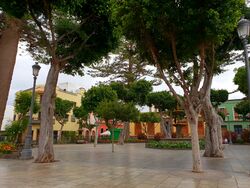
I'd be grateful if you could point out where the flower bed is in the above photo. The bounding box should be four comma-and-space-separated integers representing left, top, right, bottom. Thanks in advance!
0, 142, 18, 159
145, 140, 205, 150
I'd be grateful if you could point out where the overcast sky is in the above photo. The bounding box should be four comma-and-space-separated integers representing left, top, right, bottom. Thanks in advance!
2, 46, 246, 129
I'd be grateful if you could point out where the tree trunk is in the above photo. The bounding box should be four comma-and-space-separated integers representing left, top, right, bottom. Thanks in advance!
203, 98, 224, 157
112, 125, 115, 152
0, 17, 22, 129
118, 121, 129, 145
160, 112, 169, 138
186, 107, 202, 172
57, 123, 64, 143
35, 63, 60, 163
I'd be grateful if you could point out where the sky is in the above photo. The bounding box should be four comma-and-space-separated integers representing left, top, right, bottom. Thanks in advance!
1, 46, 246, 129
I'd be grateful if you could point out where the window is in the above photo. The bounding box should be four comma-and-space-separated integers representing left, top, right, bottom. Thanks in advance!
101, 128, 104, 133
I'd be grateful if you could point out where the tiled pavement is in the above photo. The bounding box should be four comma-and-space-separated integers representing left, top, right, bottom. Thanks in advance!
0, 143, 249, 188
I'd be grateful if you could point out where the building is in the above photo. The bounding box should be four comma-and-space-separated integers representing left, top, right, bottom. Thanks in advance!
218, 99, 250, 136
15, 85, 85, 143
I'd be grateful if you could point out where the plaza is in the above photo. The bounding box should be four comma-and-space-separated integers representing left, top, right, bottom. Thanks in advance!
0, 143, 250, 188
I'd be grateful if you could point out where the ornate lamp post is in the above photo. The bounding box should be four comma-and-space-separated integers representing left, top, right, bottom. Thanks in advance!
237, 18, 250, 100
20, 62, 41, 160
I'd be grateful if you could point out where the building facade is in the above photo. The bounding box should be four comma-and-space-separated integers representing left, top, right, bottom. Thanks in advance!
15, 85, 85, 143
218, 99, 250, 136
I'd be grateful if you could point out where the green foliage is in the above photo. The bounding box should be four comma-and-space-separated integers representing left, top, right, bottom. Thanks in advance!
96, 100, 139, 128
89, 39, 160, 85
233, 67, 248, 96
241, 129, 250, 143
109, 82, 129, 101
96, 100, 120, 124
55, 97, 74, 124
234, 100, 250, 120
146, 140, 205, 150
14, 91, 40, 119
217, 111, 226, 120
117, 102, 139, 122
73, 106, 88, 128
0, 142, 16, 154
211, 89, 229, 107
0, 0, 27, 18
127, 80, 152, 106
5, 119, 28, 143
60, 131, 77, 144
146, 91, 176, 112
82, 85, 118, 112
139, 112, 160, 123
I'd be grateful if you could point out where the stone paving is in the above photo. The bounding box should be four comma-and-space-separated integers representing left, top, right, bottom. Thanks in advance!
0, 143, 250, 188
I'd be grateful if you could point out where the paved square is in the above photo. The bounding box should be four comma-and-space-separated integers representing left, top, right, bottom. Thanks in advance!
0, 144, 249, 187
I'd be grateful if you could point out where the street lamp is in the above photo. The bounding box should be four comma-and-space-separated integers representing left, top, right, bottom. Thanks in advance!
20, 62, 41, 160
237, 18, 250, 100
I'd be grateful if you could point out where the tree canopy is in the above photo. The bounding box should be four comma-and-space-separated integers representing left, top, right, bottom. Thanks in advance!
14, 91, 40, 120
146, 91, 176, 112
210, 89, 229, 107
139, 112, 160, 123
54, 97, 74, 125
82, 85, 118, 112
234, 100, 250, 120
233, 67, 247, 96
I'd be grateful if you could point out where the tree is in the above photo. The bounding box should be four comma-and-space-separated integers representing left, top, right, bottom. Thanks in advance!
0, 1, 27, 129
54, 97, 74, 142
117, 102, 139, 145
110, 80, 152, 142
14, 91, 40, 120
202, 89, 228, 157
146, 91, 176, 138
234, 100, 250, 120
89, 39, 160, 85
96, 100, 120, 152
81, 84, 118, 145
21, 0, 117, 163
234, 67, 248, 96
111, 0, 243, 172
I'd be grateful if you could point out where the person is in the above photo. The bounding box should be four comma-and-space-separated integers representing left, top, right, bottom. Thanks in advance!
224, 138, 228, 144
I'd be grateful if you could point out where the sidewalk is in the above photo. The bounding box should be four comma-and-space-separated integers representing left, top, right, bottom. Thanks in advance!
0, 144, 249, 188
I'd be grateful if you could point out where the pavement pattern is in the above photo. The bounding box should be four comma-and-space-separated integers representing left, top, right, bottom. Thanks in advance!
0, 143, 250, 188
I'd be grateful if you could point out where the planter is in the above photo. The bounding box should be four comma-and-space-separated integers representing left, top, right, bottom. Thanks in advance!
0, 151, 19, 159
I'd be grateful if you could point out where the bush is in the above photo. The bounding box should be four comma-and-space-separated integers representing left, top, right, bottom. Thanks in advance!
146, 140, 205, 150
137, 132, 147, 140
231, 132, 237, 143
0, 142, 16, 154
241, 129, 250, 143
60, 131, 77, 144
5, 119, 28, 143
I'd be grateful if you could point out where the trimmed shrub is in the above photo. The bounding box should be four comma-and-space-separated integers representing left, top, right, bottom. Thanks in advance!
241, 129, 250, 143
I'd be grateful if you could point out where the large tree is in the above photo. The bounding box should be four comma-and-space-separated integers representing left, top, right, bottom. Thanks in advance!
88, 39, 160, 86
0, 1, 27, 129
20, 0, 117, 163
54, 97, 74, 142
112, 0, 243, 172
146, 91, 176, 138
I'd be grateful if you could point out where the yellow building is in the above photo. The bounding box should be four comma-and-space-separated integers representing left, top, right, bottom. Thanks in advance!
15, 85, 85, 142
